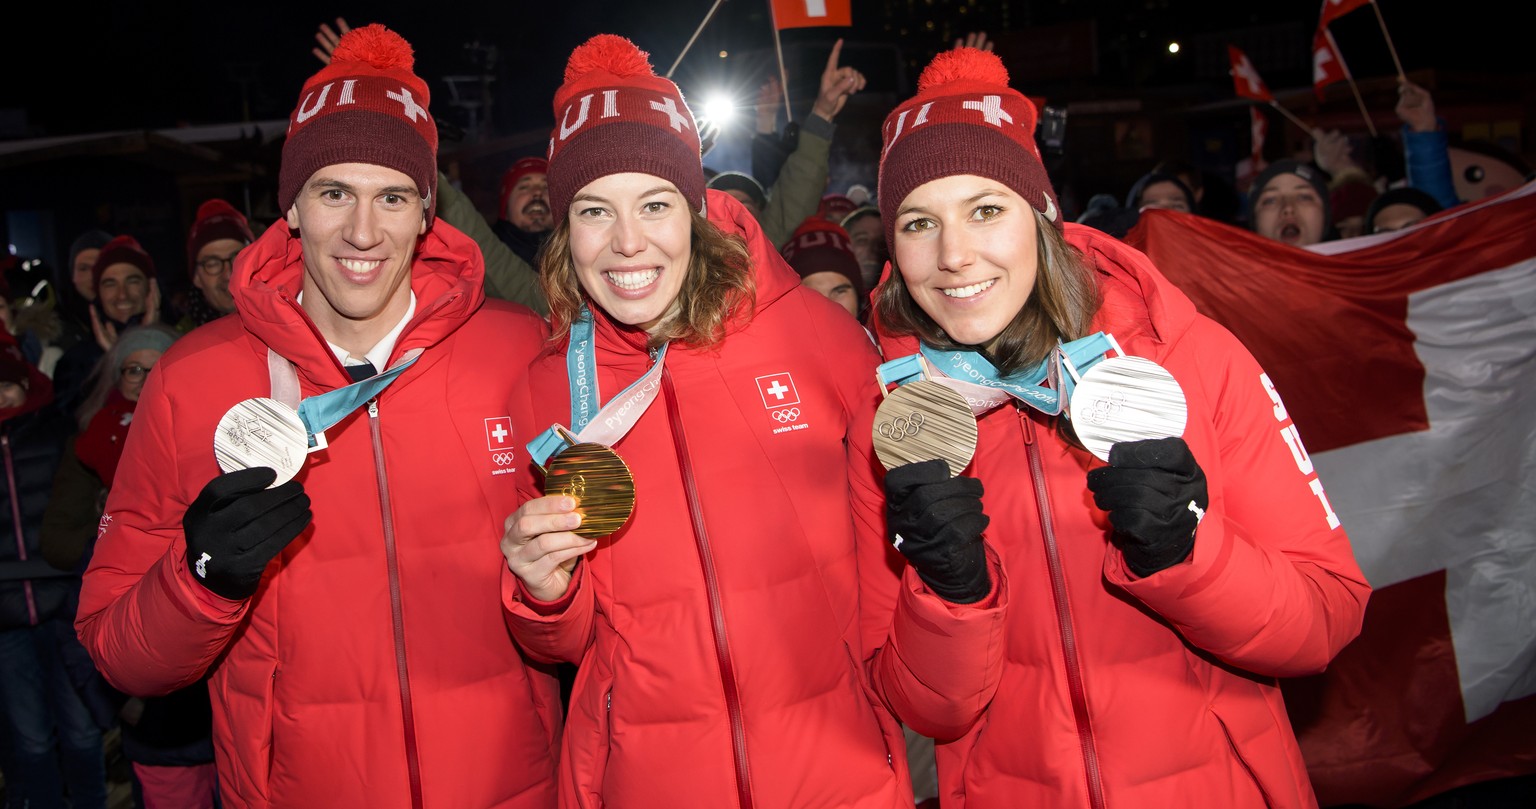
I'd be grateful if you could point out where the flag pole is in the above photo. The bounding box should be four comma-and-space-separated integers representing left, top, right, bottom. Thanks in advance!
665, 0, 728, 80
1369, 0, 1407, 81
1325, 28, 1378, 137
1266, 101, 1314, 138
766, 0, 794, 123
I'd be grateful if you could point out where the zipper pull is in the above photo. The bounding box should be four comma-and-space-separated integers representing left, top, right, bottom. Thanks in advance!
1019, 408, 1036, 446
367, 398, 379, 418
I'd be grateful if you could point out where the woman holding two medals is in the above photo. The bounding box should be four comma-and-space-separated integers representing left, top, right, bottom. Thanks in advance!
499, 35, 1005, 808
868, 47, 1371, 808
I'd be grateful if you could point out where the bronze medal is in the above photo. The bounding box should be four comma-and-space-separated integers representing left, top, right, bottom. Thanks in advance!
544, 442, 636, 538
873, 380, 978, 477
1068, 355, 1188, 461
214, 398, 308, 487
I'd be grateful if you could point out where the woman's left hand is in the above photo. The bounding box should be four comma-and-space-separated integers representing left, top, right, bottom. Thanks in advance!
1086, 437, 1208, 577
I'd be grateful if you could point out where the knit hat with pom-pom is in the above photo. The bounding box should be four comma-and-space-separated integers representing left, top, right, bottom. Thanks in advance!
186, 199, 254, 277
279, 23, 439, 222
877, 47, 1060, 247
781, 216, 864, 304
546, 34, 704, 217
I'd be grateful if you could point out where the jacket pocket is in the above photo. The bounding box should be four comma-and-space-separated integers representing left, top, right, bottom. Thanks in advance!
213, 657, 277, 804
1208, 693, 1308, 809
568, 674, 615, 809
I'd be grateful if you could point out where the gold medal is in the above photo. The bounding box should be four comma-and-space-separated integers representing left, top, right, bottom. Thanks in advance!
873, 380, 978, 477
544, 442, 636, 538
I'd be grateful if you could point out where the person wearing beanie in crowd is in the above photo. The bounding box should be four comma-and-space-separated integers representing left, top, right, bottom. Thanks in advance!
179, 199, 255, 331
1248, 159, 1333, 248
0, 337, 111, 809
1126, 170, 1198, 214
781, 215, 866, 321
56, 229, 114, 344
706, 170, 768, 218
818, 193, 859, 224
493, 156, 556, 268
871, 45, 1368, 808
43, 323, 221, 808
500, 33, 991, 809
840, 205, 888, 296
76, 23, 558, 809
1364, 185, 1444, 234
51, 234, 162, 421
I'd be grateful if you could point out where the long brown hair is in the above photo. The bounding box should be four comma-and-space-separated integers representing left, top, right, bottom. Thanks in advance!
873, 208, 1100, 376
540, 208, 755, 350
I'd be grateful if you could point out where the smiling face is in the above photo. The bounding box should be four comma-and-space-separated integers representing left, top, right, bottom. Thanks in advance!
1253, 173, 1326, 247
96, 263, 149, 324
568, 172, 692, 334
193, 237, 244, 314
507, 171, 553, 233
892, 174, 1039, 350
286, 162, 426, 354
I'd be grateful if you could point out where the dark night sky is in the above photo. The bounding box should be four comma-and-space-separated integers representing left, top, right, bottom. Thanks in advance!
4, 1, 1527, 141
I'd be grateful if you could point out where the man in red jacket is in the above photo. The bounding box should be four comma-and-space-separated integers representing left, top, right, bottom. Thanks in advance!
75, 24, 559, 809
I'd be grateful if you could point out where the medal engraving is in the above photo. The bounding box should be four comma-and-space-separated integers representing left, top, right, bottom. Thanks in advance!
545, 443, 636, 538
873, 381, 978, 476
214, 398, 308, 487
1069, 356, 1188, 461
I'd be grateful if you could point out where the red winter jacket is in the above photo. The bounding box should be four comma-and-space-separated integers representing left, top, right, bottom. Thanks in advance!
876, 224, 1370, 809
77, 220, 561, 809
503, 191, 1006, 809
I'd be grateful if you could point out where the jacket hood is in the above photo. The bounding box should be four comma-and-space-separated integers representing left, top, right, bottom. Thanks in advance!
872, 222, 1198, 363
585, 188, 802, 355
230, 218, 486, 387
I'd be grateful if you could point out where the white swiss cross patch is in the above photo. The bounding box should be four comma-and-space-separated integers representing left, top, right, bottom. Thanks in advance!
755, 373, 800, 408
484, 417, 513, 451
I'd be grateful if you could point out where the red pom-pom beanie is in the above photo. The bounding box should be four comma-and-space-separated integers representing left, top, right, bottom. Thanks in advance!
877, 47, 1061, 249
279, 23, 439, 223
546, 34, 705, 218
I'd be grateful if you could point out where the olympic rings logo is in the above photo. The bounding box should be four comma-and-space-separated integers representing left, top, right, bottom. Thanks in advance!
877, 411, 925, 442
1084, 393, 1124, 426
772, 408, 801, 423
491, 452, 515, 466
563, 474, 588, 500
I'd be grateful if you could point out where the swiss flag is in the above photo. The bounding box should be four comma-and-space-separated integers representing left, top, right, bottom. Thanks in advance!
1227, 45, 1273, 102
1123, 181, 1536, 806
1236, 107, 1269, 192
770, 0, 851, 30
755, 372, 801, 408
484, 416, 514, 451
1313, 28, 1348, 100
1319, 0, 1371, 30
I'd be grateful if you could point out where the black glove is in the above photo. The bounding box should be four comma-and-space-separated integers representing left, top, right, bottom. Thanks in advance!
183, 467, 312, 600
1085, 437, 1208, 577
884, 458, 991, 604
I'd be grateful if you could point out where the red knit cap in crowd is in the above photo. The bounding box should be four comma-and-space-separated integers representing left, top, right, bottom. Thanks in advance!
185, 199, 254, 278
91, 235, 156, 296
781, 216, 865, 303
279, 24, 439, 223
499, 156, 549, 219
818, 194, 858, 224
877, 47, 1061, 250
546, 34, 704, 218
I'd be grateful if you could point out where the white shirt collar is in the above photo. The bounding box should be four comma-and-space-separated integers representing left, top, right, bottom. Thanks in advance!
297, 291, 418, 371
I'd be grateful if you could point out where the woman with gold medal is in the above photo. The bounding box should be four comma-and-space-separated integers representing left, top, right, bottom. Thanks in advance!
867, 46, 1371, 808
497, 34, 1006, 809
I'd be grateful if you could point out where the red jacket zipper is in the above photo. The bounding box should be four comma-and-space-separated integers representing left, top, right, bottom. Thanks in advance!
1022, 413, 1106, 809
662, 371, 755, 809
3, 434, 39, 626
369, 399, 425, 809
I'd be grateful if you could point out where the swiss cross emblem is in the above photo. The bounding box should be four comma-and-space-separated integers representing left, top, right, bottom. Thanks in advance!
485, 417, 513, 451
755, 373, 800, 409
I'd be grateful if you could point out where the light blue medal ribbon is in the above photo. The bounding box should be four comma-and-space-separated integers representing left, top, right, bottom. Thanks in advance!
293, 353, 421, 448
877, 331, 1115, 416
527, 307, 669, 468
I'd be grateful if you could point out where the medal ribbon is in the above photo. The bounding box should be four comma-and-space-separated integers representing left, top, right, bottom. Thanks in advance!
876, 332, 1115, 416
270, 349, 422, 449
527, 307, 670, 467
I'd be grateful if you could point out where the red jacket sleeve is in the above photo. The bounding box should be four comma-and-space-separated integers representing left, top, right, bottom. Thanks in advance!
74, 360, 249, 697
1108, 317, 1370, 676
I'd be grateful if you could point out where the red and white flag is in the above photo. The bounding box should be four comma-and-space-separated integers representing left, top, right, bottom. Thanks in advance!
1236, 107, 1269, 192
1319, 0, 1372, 30
1228, 45, 1274, 103
1312, 27, 1348, 99
1123, 182, 1536, 807
770, 0, 851, 29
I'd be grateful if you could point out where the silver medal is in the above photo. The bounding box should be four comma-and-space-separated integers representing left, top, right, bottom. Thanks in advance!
1068, 355, 1188, 461
214, 398, 309, 487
